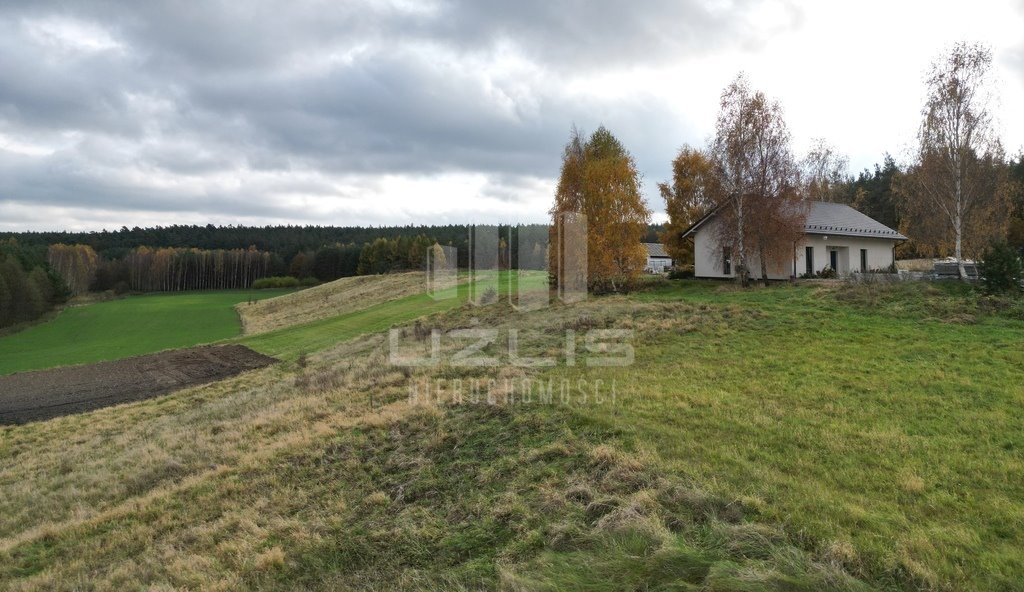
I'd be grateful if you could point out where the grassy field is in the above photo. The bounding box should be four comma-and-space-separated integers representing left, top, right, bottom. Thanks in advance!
237, 273, 428, 335
1, 277, 1022, 590
0, 289, 292, 375
571, 281, 1024, 589
236, 270, 544, 360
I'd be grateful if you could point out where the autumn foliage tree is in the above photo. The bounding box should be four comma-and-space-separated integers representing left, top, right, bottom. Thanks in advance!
708, 74, 806, 286
121, 246, 272, 291
903, 42, 1010, 277
47, 244, 99, 296
550, 126, 651, 293
659, 146, 718, 266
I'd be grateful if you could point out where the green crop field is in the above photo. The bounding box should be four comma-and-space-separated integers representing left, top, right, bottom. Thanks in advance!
0, 289, 293, 375
2, 277, 1023, 590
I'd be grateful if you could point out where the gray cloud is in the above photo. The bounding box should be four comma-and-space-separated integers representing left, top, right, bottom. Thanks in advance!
0, 0, 801, 229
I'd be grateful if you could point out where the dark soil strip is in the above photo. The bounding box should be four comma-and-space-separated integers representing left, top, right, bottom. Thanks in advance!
0, 345, 276, 425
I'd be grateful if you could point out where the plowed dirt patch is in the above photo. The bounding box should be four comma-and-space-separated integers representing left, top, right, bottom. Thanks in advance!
0, 345, 275, 424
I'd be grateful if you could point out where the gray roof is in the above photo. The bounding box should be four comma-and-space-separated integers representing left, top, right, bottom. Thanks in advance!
804, 202, 907, 240
643, 242, 671, 258
681, 201, 906, 240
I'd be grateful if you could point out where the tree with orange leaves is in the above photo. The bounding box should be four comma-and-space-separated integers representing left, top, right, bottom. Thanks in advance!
659, 146, 719, 266
550, 126, 650, 293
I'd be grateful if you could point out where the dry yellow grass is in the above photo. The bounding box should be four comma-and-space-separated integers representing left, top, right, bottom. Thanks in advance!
0, 330, 412, 554
895, 258, 936, 272
0, 293, 738, 590
236, 272, 427, 335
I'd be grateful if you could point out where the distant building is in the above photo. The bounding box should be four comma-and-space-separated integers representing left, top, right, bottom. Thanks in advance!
681, 202, 907, 280
643, 242, 673, 273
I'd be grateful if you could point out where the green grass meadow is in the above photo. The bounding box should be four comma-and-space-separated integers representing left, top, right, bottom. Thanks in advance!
1, 276, 1023, 590
0, 289, 293, 375
560, 281, 1024, 589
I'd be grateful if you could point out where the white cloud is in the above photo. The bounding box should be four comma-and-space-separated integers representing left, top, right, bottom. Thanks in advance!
22, 16, 123, 55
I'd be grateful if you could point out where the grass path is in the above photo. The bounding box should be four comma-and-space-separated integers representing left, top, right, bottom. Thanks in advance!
237, 291, 465, 359
236, 270, 547, 360
0, 289, 292, 375
237, 272, 427, 335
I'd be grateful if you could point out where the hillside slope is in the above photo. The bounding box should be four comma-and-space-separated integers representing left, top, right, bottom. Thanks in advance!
237, 273, 427, 335
1, 281, 1022, 590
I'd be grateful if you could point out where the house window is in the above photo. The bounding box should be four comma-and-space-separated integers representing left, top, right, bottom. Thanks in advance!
860, 249, 868, 273
722, 247, 731, 275
805, 246, 813, 276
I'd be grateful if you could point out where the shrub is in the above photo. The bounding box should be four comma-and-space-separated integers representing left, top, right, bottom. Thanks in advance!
299, 277, 321, 287
667, 265, 694, 280
799, 267, 842, 280
252, 276, 300, 289
979, 242, 1022, 294
480, 286, 498, 304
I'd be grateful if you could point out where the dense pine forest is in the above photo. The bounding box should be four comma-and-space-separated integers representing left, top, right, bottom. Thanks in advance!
0, 224, 663, 330
0, 240, 67, 330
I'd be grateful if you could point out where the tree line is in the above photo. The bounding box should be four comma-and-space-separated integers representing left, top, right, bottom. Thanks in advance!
0, 224, 475, 262
0, 223, 663, 271
0, 235, 449, 329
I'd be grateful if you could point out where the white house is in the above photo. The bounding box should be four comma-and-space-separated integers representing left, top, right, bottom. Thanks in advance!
682, 202, 907, 280
643, 242, 673, 273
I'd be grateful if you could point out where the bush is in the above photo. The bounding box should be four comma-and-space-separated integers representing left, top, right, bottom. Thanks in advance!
480, 286, 498, 304
979, 242, 1022, 294
252, 276, 300, 289
667, 265, 695, 280
299, 277, 321, 287
799, 267, 841, 280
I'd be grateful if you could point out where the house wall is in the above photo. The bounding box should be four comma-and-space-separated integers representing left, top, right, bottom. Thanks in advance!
797, 234, 897, 277
693, 218, 898, 280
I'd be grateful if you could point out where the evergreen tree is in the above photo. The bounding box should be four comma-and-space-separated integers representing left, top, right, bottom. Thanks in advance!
0, 271, 11, 327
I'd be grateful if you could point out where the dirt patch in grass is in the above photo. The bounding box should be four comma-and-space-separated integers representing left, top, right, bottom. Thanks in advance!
0, 345, 276, 424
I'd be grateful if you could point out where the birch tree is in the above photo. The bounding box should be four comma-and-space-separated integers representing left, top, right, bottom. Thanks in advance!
801, 139, 849, 202
908, 42, 1008, 277
710, 74, 805, 286
710, 76, 756, 286
550, 126, 651, 293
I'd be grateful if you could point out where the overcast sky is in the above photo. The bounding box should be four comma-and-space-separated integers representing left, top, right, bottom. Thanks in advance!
1, 0, 1022, 231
